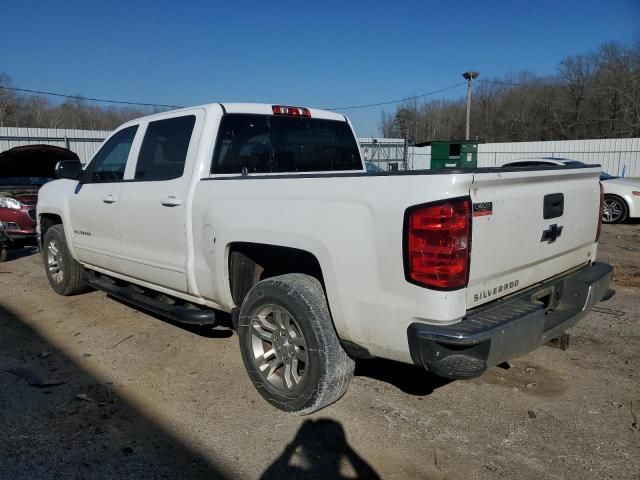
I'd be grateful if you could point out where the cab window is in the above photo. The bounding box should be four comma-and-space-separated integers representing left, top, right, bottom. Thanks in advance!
134, 115, 196, 181
88, 126, 138, 183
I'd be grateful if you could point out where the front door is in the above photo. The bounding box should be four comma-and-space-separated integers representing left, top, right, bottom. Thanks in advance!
68, 125, 138, 272
118, 112, 202, 293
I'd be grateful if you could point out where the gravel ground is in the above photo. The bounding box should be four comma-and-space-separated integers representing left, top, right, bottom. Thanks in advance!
0, 222, 638, 479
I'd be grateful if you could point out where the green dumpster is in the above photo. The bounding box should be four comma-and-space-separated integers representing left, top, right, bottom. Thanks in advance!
420, 140, 479, 169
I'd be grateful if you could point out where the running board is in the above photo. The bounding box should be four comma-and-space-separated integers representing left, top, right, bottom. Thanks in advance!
86, 271, 216, 326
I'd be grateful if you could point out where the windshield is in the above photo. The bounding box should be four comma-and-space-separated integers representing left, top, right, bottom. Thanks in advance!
0, 176, 54, 186
365, 161, 384, 172
600, 172, 617, 181
211, 114, 362, 174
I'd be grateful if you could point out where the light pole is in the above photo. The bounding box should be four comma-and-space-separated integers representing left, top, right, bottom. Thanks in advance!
462, 71, 479, 140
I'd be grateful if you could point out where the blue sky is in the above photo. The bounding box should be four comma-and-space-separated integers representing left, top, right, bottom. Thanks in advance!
1, 0, 638, 136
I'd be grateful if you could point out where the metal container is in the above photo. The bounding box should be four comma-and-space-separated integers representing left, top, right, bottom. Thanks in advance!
428, 141, 478, 169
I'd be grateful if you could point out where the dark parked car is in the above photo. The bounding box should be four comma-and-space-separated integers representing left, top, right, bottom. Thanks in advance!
0, 145, 80, 261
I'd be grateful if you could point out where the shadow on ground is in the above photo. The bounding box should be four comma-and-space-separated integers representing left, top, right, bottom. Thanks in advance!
0, 245, 38, 264
107, 294, 235, 339
261, 419, 380, 480
0, 303, 229, 479
109, 289, 448, 398
108, 290, 448, 397
355, 358, 451, 396
0, 301, 380, 479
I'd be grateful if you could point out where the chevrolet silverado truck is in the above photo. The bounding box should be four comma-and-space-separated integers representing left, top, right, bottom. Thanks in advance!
37, 103, 613, 414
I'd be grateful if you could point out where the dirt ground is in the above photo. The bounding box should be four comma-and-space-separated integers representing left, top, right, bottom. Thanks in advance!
1, 223, 639, 479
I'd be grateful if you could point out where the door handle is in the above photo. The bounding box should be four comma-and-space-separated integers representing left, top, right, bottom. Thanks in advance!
161, 195, 182, 207
102, 194, 117, 204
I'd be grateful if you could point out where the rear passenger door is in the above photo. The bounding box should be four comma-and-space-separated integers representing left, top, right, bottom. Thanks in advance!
118, 111, 203, 293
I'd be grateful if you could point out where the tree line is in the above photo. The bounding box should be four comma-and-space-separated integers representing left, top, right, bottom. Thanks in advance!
381, 38, 640, 142
0, 73, 163, 131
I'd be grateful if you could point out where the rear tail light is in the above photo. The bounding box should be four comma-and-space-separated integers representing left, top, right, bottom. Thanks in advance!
272, 105, 311, 117
596, 182, 604, 242
404, 197, 471, 290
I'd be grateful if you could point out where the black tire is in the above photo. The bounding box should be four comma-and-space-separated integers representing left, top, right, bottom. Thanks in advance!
0, 247, 7, 263
603, 195, 629, 224
42, 224, 87, 295
238, 273, 354, 414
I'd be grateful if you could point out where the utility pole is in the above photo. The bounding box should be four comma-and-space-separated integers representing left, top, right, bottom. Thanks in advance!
462, 71, 479, 140
402, 135, 409, 171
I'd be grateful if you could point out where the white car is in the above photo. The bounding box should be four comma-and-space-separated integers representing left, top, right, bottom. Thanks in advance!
502, 158, 640, 224
37, 104, 612, 413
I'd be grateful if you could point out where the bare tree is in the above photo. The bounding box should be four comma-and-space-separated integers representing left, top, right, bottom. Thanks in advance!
0, 71, 157, 131
0, 73, 18, 128
379, 38, 640, 142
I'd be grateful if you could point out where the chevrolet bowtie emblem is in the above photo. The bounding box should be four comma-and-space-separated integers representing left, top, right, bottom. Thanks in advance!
541, 224, 563, 243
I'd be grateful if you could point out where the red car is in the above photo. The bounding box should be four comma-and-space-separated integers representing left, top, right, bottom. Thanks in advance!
0, 145, 80, 261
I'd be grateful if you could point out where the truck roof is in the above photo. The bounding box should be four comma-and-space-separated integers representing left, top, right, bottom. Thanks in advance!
126, 102, 347, 124
221, 103, 346, 122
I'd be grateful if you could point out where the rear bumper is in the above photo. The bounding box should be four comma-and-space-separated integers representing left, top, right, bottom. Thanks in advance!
407, 262, 613, 379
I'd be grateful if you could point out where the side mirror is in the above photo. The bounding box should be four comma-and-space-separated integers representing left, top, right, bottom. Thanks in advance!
55, 160, 83, 180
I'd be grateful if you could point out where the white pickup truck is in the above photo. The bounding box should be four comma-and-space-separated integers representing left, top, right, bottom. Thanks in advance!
37, 103, 613, 414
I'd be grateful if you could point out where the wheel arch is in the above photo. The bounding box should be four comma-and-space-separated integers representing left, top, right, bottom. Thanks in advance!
224, 241, 367, 357
227, 242, 326, 308
39, 208, 80, 261
39, 213, 63, 240
604, 192, 628, 202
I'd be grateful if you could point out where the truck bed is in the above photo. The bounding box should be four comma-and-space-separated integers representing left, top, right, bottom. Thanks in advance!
193, 164, 602, 363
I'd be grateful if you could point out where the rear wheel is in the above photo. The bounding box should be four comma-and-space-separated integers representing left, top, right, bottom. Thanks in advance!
603, 195, 628, 224
238, 273, 354, 414
43, 224, 87, 295
0, 247, 7, 263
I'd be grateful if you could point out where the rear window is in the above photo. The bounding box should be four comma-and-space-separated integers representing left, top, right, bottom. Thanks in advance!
211, 114, 362, 174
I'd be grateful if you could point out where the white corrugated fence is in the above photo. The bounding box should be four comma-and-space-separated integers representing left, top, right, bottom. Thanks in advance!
1, 127, 638, 177
360, 137, 640, 177
477, 138, 640, 177
0, 127, 109, 164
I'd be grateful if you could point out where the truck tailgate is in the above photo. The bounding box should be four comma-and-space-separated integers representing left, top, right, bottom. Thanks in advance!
467, 167, 601, 308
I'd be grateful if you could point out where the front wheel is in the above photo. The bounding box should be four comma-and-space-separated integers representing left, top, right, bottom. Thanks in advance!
0, 247, 7, 263
238, 273, 355, 414
602, 195, 628, 224
42, 224, 87, 295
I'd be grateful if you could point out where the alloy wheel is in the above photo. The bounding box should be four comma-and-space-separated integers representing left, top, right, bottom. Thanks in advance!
249, 304, 308, 393
603, 197, 624, 223
47, 240, 64, 284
